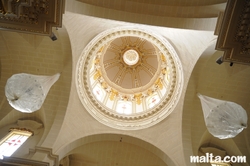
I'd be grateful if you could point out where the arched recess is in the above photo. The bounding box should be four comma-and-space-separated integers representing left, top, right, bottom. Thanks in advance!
57, 134, 176, 166
182, 37, 250, 165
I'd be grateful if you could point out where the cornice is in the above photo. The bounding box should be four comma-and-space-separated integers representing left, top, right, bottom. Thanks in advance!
29, 146, 59, 166
0, 0, 65, 36
215, 0, 250, 65
0, 156, 49, 166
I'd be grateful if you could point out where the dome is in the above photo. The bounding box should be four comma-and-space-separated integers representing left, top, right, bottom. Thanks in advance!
101, 36, 161, 94
76, 27, 183, 130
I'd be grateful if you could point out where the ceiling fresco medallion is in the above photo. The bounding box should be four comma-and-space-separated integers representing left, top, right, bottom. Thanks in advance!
76, 27, 183, 130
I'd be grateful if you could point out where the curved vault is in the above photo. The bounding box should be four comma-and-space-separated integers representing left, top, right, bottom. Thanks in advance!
58, 134, 177, 166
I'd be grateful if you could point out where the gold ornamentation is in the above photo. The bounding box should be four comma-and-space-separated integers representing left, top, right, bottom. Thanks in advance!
101, 82, 108, 89
109, 89, 118, 101
147, 89, 153, 96
98, 46, 104, 53
94, 70, 101, 80
9, 127, 34, 136
161, 53, 166, 62
162, 68, 167, 75
94, 58, 100, 65
155, 78, 163, 90
134, 93, 142, 105
122, 95, 129, 101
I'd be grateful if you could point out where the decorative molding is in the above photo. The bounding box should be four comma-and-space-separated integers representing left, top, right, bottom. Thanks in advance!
76, 26, 183, 130
29, 146, 59, 166
16, 119, 43, 135
214, 11, 224, 36
9, 127, 34, 136
0, 0, 65, 36
215, 0, 250, 65
0, 156, 49, 166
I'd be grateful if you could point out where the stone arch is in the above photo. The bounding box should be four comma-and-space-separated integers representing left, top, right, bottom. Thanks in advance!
57, 133, 177, 166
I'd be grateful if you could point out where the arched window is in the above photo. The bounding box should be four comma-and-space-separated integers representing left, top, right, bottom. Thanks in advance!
147, 94, 160, 108
116, 101, 132, 115
93, 84, 106, 102
0, 128, 33, 159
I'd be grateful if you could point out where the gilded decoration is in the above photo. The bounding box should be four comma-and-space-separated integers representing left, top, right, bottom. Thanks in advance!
9, 127, 34, 136
76, 27, 183, 130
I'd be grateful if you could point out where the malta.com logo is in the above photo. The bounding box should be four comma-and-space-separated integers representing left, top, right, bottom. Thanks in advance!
190, 153, 246, 164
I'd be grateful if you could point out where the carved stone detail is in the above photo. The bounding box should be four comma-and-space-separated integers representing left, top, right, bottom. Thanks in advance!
0, 0, 65, 36
215, 0, 250, 65
29, 146, 59, 166
0, 156, 49, 166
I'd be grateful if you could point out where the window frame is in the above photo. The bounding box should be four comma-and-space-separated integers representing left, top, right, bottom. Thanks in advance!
0, 128, 33, 159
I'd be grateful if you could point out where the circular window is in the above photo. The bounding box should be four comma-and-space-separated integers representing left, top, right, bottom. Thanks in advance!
76, 27, 183, 130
